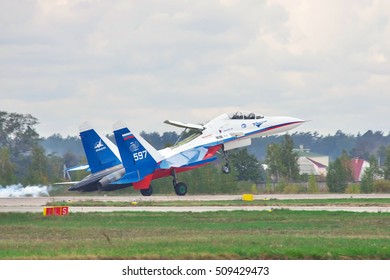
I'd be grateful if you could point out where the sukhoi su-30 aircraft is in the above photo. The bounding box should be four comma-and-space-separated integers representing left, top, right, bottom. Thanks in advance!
68, 111, 305, 196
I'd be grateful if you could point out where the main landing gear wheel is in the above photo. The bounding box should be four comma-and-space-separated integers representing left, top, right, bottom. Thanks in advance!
171, 169, 188, 196
222, 163, 230, 174
140, 185, 153, 196
174, 182, 187, 196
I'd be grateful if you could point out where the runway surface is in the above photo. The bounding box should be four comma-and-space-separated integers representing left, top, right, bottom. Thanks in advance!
0, 194, 389, 213
1, 205, 389, 213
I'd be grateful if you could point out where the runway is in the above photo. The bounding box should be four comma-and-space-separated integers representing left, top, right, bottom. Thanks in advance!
1, 205, 389, 213
0, 194, 389, 213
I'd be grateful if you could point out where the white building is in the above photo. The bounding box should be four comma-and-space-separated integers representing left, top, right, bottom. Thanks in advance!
295, 146, 329, 176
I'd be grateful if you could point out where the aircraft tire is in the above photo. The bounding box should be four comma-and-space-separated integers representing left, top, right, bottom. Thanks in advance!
222, 163, 230, 174
140, 185, 153, 196
174, 182, 187, 196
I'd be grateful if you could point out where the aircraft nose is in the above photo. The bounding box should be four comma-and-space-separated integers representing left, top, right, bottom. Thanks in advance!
283, 116, 306, 129
290, 117, 306, 124
271, 116, 306, 132
285, 117, 306, 125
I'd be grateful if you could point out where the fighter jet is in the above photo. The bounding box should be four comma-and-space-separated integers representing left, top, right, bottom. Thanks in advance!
67, 111, 304, 195
108, 111, 305, 196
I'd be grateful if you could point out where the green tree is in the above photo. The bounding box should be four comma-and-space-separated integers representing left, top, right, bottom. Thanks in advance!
265, 143, 283, 182
384, 146, 390, 180
46, 153, 65, 183
265, 176, 273, 193
377, 145, 387, 167
0, 111, 40, 182
0, 147, 15, 185
360, 168, 374, 193
361, 155, 382, 193
27, 146, 49, 185
230, 148, 264, 182
281, 134, 300, 181
265, 134, 299, 182
307, 174, 319, 193
326, 151, 352, 193
0, 111, 39, 152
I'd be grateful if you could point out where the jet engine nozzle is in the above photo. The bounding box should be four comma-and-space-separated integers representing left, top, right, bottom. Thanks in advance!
97, 168, 126, 191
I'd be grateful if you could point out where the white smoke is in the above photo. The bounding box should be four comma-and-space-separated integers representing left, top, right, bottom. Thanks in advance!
0, 184, 51, 198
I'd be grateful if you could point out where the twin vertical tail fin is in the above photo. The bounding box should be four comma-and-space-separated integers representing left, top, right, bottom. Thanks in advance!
113, 121, 163, 189
79, 122, 122, 174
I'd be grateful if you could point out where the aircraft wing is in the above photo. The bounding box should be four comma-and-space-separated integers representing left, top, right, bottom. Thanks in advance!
159, 147, 212, 169
164, 120, 205, 131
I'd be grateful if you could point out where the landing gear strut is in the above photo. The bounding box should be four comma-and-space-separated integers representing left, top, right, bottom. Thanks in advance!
171, 169, 187, 196
221, 145, 231, 174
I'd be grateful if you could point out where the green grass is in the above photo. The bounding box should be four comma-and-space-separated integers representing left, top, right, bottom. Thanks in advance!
47, 198, 390, 207
0, 210, 389, 259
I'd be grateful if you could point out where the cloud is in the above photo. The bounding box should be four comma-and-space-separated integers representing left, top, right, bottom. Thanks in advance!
0, 0, 389, 137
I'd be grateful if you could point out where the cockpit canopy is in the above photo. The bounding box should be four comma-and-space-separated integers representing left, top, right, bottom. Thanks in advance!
228, 111, 264, 120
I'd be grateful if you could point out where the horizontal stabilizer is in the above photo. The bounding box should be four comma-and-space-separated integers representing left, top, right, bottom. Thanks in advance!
66, 164, 90, 172
54, 181, 80, 185
164, 120, 205, 131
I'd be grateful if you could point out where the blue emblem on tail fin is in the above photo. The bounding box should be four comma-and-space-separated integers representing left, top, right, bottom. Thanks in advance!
79, 125, 121, 174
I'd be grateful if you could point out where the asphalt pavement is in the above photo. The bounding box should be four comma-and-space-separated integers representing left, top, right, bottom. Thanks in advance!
0, 194, 389, 213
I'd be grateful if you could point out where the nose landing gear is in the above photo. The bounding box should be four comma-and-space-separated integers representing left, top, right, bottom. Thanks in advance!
222, 162, 230, 174
221, 145, 231, 174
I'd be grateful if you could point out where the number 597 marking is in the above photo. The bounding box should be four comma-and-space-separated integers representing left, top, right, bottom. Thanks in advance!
133, 150, 147, 161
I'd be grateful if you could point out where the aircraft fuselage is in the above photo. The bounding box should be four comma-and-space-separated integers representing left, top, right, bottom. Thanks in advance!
159, 112, 304, 159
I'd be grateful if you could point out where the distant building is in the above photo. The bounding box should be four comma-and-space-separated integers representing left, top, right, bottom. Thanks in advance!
350, 158, 370, 182
294, 145, 329, 176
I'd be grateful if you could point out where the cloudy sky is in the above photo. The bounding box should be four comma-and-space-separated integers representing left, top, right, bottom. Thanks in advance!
1, 0, 389, 137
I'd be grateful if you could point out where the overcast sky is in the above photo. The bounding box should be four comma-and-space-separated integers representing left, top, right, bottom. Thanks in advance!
1, 0, 389, 137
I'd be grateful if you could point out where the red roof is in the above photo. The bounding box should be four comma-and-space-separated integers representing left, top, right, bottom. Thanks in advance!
351, 158, 365, 182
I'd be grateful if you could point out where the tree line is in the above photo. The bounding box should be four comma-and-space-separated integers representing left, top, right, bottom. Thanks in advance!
1, 110, 390, 194
0, 111, 57, 186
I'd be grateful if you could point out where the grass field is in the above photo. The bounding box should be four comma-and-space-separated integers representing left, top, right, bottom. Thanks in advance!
0, 210, 389, 260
